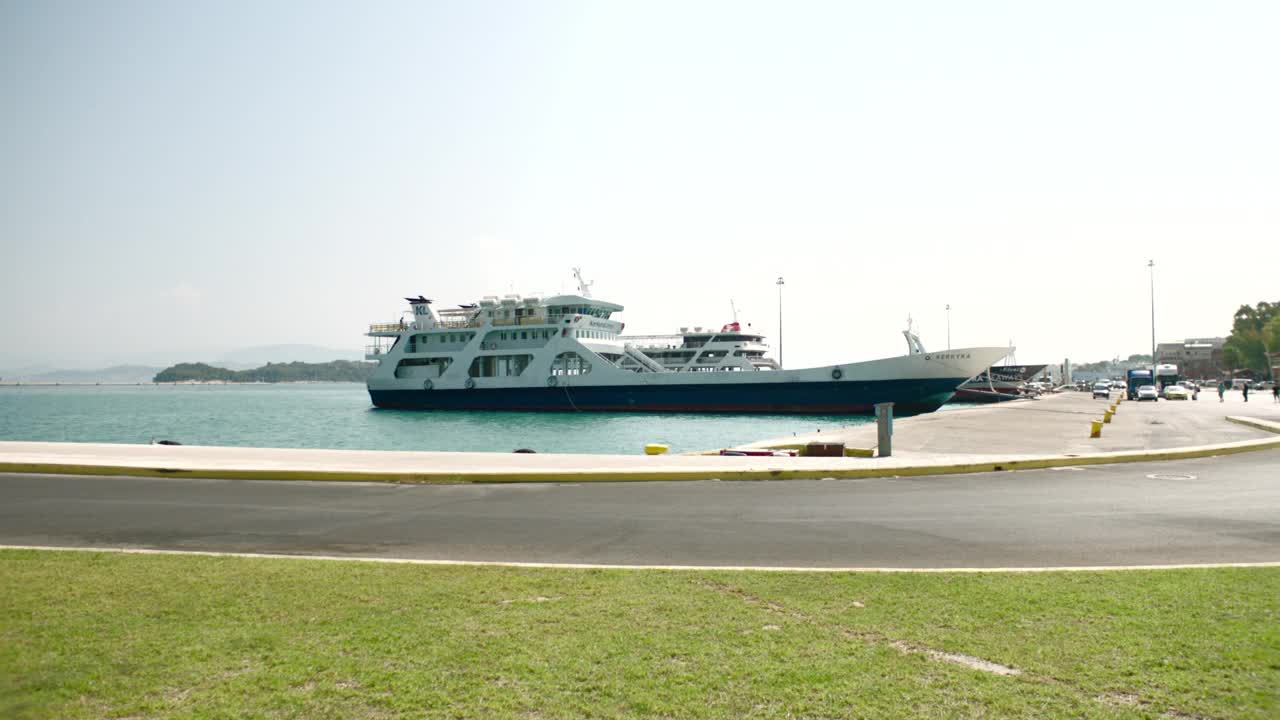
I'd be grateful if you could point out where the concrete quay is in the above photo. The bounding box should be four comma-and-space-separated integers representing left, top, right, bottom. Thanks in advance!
746, 389, 1280, 456
0, 390, 1277, 483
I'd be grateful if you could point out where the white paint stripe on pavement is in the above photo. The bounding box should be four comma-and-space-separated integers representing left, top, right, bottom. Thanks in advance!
3, 544, 1278, 573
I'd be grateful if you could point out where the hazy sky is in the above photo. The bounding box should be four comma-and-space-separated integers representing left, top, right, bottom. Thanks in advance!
3, 1, 1277, 370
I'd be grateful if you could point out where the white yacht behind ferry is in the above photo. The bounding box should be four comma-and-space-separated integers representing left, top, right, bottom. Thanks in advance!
364, 272, 1009, 415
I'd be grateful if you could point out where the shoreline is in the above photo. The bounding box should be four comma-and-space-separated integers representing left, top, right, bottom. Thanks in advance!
1, 393, 1276, 483
0, 380, 367, 386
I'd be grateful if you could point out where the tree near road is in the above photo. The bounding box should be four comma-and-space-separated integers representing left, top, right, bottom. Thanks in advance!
1223, 301, 1279, 376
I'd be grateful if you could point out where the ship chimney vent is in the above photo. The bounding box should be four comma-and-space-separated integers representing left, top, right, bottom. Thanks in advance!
406, 296, 437, 330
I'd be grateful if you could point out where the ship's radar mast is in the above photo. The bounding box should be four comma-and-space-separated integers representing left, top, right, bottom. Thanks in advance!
571, 267, 593, 298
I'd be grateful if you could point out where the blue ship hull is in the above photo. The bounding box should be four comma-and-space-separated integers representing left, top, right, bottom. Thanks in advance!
368, 378, 966, 415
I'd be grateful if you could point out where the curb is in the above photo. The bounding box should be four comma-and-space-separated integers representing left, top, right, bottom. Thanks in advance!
1225, 415, 1280, 434
1, 425, 1278, 484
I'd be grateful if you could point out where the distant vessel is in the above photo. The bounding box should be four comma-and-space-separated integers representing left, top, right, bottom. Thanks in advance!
949, 364, 1046, 403
619, 322, 780, 372
364, 272, 1008, 414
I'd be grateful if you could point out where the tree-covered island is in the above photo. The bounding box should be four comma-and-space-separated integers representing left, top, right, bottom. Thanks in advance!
153, 361, 375, 383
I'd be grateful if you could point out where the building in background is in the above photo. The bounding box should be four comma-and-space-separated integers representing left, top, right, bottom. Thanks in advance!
1155, 337, 1225, 378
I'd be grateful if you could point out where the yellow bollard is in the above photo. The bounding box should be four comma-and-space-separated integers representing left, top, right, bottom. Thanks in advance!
1110, 403, 1118, 413
1090, 420, 1103, 438
1103, 410, 1113, 423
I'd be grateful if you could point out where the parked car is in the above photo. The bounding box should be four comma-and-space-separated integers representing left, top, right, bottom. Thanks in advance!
1136, 385, 1159, 401
1163, 384, 1190, 400
1092, 382, 1111, 399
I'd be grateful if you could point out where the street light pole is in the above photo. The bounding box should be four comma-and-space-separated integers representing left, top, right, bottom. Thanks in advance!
1149, 260, 1156, 386
946, 304, 951, 350
776, 277, 785, 369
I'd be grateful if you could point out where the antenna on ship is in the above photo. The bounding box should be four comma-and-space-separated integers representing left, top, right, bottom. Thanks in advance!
572, 267, 593, 298
730, 299, 739, 323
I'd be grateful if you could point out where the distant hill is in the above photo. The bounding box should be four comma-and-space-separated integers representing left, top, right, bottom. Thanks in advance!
1, 365, 163, 384
153, 360, 375, 383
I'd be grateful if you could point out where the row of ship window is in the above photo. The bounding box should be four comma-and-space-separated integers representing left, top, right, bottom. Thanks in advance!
486, 306, 612, 320
549, 306, 612, 318
395, 352, 595, 378
410, 329, 613, 346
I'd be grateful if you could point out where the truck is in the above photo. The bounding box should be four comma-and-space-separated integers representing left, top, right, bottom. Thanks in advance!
1155, 363, 1180, 392
1126, 368, 1154, 400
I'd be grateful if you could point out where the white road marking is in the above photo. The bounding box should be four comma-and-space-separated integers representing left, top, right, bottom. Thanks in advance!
2, 544, 1278, 573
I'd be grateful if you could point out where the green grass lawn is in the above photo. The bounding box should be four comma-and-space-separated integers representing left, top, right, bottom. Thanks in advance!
2, 549, 1277, 719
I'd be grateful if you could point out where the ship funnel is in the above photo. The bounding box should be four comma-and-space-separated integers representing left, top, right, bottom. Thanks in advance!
406, 296, 437, 330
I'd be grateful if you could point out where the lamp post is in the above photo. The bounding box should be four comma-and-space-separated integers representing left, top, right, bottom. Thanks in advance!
946, 304, 951, 350
776, 276, 785, 368
1149, 260, 1156, 387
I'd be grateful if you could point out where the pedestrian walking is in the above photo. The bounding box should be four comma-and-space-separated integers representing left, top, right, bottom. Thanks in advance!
1273, 384, 1278, 403
1242, 383, 1249, 402
1218, 380, 1226, 402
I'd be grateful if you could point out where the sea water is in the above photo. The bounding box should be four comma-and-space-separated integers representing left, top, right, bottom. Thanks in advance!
0, 383, 875, 455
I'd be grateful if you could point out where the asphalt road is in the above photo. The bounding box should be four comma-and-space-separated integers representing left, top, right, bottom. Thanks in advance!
2, 450, 1279, 568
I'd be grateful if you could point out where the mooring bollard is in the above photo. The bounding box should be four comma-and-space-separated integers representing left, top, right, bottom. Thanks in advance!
1090, 419, 1103, 438
874, 402, 894, 457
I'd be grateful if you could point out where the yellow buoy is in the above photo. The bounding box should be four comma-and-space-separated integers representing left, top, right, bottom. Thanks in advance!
644, 443, 669, 455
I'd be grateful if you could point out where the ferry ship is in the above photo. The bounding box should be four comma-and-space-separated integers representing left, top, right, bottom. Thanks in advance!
619, 322, 780, 373
364, 275, 1010, 415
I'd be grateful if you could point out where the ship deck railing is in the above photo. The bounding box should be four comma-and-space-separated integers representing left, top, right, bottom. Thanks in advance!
434, 318, 482, 329
368, 322, 407, 333
490, 316, 552, 327
622, 334, 684, 342
376, 309, 627, 333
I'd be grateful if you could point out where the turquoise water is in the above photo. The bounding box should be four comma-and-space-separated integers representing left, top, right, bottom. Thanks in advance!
0, 383, 874, 455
